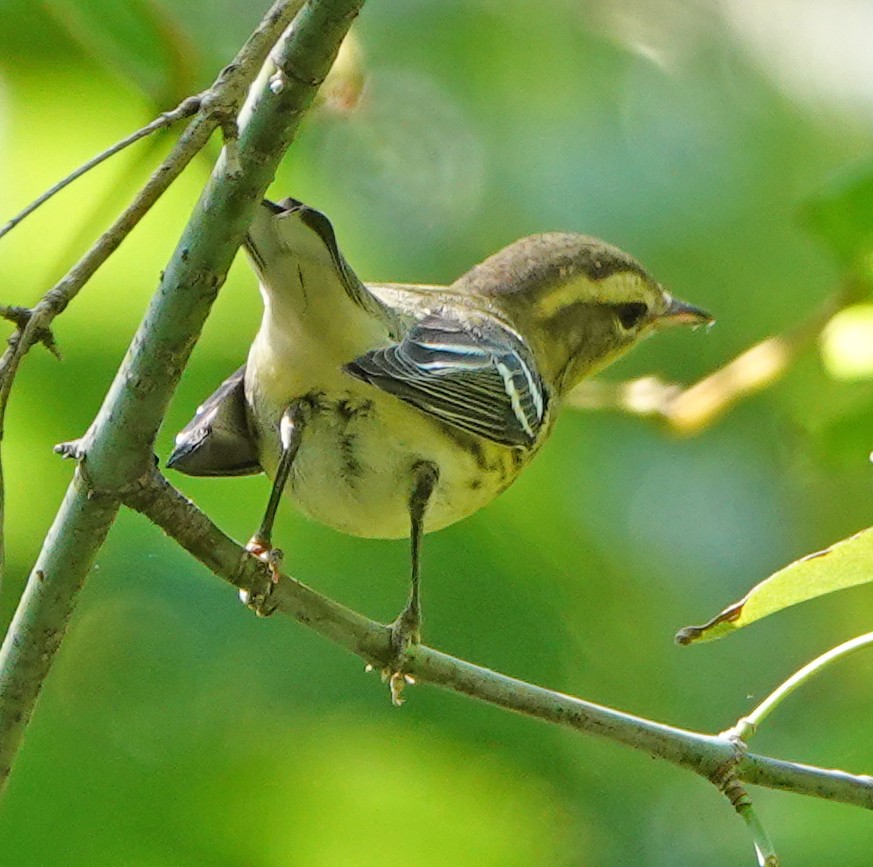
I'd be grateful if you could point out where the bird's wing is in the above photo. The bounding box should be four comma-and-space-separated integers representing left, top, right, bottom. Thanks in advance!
345, 314, 548, 447
167, 366, 262, 477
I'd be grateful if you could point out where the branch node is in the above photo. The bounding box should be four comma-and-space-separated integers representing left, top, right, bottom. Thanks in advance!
54, 439, 84, 460
219, 117, 243, 178
0, 306, 61, 359
63, 450, 164, 506
710, 740, 747, 794
167, 94, 204, 121
720, 717, 756, 744
717, 769, 753, 812
714, 770, 780, 866
276, 57, 325, 89
199, 89, 242, 126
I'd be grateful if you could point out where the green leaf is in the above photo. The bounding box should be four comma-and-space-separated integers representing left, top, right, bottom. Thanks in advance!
676, 527, 873, 644
800, 161, 873, 273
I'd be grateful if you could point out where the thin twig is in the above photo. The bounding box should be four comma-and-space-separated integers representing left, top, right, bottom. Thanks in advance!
657, 284, 860, 433
47, 125, 193, 279
711, 760, 779, 865
564, 283, 863, 435
0, 0, 356, 795
121, 467, 873, 812
0, 95, 205, 432
0, 107, 212, 591
0, 94, 204, 242
742, 806, 779, 867
0, 74, 238, 430
0, 0, 302, 589
725, 631, 873, 744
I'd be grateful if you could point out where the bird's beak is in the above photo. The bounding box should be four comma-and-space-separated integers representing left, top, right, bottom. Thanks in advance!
657, 295, 714, 329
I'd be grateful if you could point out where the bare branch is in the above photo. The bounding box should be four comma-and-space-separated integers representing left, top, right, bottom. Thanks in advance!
565, 284, 861, 435
123, 468, 873, 812
0, 0, 306, 588
660, 292, 841, 435
0, 0, 355, 792
2, 1, 869, 849
0, 1, 307, 429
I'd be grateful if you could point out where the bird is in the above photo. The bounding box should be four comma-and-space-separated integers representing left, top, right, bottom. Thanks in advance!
168, 198, 712, 673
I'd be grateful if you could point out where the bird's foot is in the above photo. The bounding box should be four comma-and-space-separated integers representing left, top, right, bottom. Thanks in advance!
240, 535, 283, 617
238, 582, 278, 617
245, 534, 284, 583
379, 607, 421, 706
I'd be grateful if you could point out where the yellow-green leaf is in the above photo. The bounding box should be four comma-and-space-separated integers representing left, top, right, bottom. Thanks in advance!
821, 304, 873, 380
676, 527, 873, 645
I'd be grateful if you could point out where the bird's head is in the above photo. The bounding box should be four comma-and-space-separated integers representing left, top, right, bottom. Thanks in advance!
455, 232, 713, 395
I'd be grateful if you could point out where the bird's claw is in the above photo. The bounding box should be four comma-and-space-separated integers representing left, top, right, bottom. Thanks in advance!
376, 609, 421, 706
385, 670, 416, 706
241, 535, 283, 617
245, 535, 284, 584
365, 661, 417, 707
239, 583, 278, 617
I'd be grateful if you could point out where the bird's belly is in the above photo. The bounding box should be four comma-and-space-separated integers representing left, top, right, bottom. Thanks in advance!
261, 393, 525, 540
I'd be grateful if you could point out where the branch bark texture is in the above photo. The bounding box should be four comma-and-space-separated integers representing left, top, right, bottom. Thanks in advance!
0, 0, 364, 791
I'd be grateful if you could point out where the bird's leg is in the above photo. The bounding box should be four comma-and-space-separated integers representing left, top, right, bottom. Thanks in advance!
246, 402, 306, 585
389, 461, 440, 673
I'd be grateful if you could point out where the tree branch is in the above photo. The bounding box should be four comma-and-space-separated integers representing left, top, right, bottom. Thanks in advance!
0, 0, 363, 792
0, 0, 308, 429
0, 0, 304, 589
658, 291, 845, 435
3, 4, 870, 854
565, 283, 861, 435
123, 468, 873, 812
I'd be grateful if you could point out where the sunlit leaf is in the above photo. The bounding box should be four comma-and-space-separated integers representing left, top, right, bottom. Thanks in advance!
800, 161, 873, 273
820, 303, 873, 380
677, 527, 873, 644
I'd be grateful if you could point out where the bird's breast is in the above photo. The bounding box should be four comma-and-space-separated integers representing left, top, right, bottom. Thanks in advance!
250, 378, 530, 540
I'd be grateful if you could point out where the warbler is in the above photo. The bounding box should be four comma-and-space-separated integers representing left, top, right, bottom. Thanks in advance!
168, 198, 712, 655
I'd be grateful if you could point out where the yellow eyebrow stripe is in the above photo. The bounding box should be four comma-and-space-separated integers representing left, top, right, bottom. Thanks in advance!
533, 272, 652, 319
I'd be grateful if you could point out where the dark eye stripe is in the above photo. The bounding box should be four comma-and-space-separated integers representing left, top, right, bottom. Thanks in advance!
615, 302, 648, 330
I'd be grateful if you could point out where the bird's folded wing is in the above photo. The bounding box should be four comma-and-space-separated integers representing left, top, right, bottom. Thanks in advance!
167, 366, 262, 477
345, 315, 547, 447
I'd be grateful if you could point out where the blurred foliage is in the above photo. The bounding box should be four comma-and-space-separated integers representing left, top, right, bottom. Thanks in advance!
822, 304, 873, 381
802, 159, 873, 273
1, 0, 873, 864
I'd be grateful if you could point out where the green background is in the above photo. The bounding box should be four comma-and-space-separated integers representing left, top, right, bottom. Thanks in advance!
1, 1, 872, 863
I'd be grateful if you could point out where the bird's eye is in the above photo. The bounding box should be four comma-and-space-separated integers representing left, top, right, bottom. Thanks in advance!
615, 302, 648, 330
